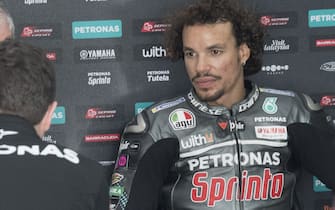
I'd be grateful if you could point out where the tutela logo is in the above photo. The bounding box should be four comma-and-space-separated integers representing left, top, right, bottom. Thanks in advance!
169, 109, 196, 130
309, 9, 335, 28
72, 20, 122, 39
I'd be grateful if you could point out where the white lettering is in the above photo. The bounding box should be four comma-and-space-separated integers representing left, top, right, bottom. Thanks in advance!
188, 152, 281, 171
0, 144, 80, 164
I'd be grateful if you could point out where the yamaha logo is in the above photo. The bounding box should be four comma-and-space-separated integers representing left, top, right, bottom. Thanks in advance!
80, 49, 116, 60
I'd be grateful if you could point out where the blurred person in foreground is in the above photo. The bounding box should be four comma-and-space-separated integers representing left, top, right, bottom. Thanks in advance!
0, 40, 109, 210
110, 0, 335, 209
0, 2, 14, 40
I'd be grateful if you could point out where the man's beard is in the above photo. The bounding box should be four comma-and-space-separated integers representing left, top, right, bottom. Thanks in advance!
196, 87, 225, 103
192, 72, 224, 103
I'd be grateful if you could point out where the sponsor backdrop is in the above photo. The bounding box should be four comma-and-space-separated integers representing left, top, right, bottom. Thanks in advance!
3, 0, 335, 209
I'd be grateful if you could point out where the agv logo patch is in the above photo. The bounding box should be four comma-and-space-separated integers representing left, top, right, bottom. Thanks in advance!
169, 109, 196, 130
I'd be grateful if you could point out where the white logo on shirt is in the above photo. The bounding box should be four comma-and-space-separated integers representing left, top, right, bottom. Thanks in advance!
0, 129, 18, 139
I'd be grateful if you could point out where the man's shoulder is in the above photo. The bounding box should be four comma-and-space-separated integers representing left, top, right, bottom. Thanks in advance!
144, 95, 188, 116
122, 94, 189, 136
258, 86, 321, 112
258, 86, 297, 97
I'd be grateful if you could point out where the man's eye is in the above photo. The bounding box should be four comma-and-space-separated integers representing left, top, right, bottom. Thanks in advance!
184, 51, 195, 57
211, 49, 223, 55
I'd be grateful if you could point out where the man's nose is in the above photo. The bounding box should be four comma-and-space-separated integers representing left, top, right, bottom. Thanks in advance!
196, 55, 210, 73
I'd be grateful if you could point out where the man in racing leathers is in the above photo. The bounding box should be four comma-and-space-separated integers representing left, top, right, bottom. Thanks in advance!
110, 0, 335, 209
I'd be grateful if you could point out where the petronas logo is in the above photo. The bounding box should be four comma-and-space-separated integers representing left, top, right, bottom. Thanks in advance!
169, 109, 196, 130
262, 97, 278, 114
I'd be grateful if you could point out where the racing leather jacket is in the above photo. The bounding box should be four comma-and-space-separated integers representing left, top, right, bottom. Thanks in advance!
110, 81, 335, 210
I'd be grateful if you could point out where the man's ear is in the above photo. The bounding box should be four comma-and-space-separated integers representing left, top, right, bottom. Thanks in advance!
35, 101, 58, 138
239, 43, 251, 65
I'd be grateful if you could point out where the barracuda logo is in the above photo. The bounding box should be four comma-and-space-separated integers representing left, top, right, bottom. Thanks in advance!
309, 9, 335, 28
72, 20, 122, 39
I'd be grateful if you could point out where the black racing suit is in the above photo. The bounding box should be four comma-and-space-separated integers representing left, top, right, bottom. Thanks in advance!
110, 81, 335, 210
0, 114, 109, 210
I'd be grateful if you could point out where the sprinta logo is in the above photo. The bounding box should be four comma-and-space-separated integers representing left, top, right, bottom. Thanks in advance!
72, 20, 122, 39
309, 9, 335, 28
87, 71, 112, 86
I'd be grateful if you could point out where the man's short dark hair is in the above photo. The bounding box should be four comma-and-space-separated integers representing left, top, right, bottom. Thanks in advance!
0, 40, 55, 124
164, 0, 265, 76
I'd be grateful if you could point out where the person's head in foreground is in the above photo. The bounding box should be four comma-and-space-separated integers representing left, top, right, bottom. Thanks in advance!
0, 40, 57, 137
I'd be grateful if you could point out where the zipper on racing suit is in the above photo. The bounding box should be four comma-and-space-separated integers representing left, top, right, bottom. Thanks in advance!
231, 110, 244, 210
